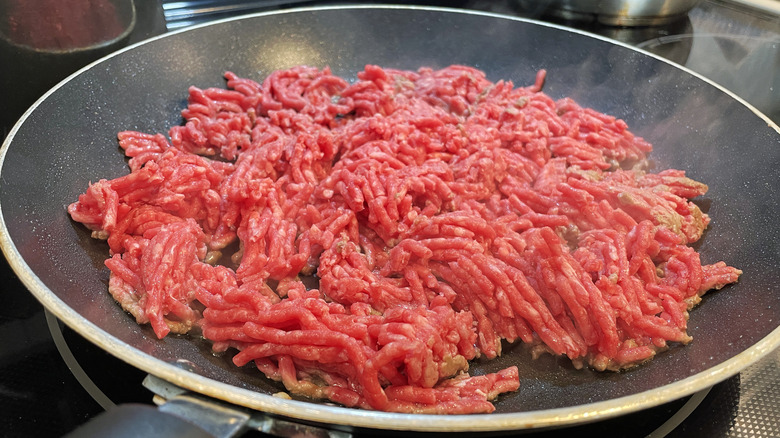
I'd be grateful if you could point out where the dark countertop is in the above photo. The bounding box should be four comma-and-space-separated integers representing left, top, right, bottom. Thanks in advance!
0, 1, 777, 436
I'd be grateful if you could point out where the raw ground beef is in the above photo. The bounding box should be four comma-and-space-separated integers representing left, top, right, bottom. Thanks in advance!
68, 65, 741, 414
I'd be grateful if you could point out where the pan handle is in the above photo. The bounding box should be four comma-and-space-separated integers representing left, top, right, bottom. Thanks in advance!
66, 375, 353, 438
64, 403, 217, 438
63, 387, 250, 438
143, 374, 354, 438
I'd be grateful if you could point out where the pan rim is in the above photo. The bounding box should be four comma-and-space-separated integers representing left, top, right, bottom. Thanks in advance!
1, 4, 779, 432
3, 237, 780, 431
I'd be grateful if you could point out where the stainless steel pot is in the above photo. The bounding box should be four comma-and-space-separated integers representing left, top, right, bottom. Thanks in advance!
519, 0, 702, 26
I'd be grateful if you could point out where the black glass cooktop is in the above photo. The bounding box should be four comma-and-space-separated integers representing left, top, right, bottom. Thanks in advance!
1, 1, 778, 436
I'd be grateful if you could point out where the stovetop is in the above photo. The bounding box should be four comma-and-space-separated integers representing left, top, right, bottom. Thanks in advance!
0, 1, 778, 437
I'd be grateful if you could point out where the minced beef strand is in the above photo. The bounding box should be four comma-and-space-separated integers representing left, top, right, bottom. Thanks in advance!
68, 65, 741, 414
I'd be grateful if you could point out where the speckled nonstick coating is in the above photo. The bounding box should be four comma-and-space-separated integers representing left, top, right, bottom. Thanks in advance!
1, 6, 778, 433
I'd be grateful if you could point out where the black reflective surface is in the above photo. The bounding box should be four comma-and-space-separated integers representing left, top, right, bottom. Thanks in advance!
0, 1, 778, 436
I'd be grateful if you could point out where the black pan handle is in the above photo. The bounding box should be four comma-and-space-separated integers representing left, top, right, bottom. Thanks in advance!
67, 374, 354, 437
69, 375, 353, 438
154, 390, 354, 438
64, 403, 216, 438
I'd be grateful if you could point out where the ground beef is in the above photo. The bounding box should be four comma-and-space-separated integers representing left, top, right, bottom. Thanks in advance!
68, 65, 741, 414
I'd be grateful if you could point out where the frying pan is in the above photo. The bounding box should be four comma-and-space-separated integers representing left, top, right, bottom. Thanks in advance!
1, 5, 779, 435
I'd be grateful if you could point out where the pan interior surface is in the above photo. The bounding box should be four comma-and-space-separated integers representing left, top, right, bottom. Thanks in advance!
0, 6, 778, 432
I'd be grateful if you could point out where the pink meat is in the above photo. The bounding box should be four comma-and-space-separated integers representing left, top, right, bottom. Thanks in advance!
68, 65, 741, 413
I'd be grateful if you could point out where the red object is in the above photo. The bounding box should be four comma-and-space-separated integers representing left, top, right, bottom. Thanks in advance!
68, 65, 741, 413
4, 0, 124, 50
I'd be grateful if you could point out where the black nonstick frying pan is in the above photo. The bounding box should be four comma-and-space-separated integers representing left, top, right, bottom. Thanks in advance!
1, 5, 779, 435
